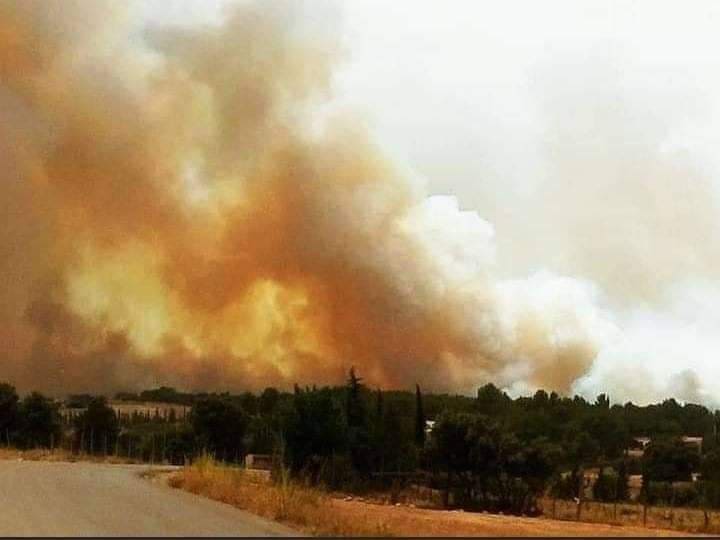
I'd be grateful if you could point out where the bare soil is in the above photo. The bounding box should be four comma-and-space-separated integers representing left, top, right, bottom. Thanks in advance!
315, 497, 697, 537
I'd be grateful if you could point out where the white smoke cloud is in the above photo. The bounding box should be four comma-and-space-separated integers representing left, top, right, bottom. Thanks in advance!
575, 281, 720, 406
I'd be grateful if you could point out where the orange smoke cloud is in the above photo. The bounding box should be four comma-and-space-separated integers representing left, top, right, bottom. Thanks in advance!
0, 0, 610, 396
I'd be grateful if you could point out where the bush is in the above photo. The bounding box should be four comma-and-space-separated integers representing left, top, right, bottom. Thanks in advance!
593, 469, 618, 502
551, 471, 580, 499
315, 454, 357, 491
0, 383, 18, 441
16, 393, 61, 449
642, 481, 701, 507
74, 396, 119, 454
165, 427, 197, 465
674, 483, 701, 507
191, 396, 249, 462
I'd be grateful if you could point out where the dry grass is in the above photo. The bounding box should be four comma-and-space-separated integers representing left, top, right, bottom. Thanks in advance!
543, 497, 720, 535
168, 458, 693, 537
168, 456, 392, 536
0, 447, 142, 465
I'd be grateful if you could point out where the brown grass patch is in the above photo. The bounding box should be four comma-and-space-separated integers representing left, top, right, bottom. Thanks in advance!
543, 497, 720, 535
169, 458, 693, 537
0, 447, 142, 464
168, 456, 392, 536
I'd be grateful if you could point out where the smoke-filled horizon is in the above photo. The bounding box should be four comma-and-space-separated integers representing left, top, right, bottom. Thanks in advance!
2, 1, 719, 405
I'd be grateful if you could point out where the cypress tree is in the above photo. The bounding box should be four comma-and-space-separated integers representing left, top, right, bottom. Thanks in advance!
346, 367, 365, 429
376, 388, 384, 421
346, 367, 370, 474
374, 388, 386, 473
616, 459, 630, 501
415, 384, 426, 447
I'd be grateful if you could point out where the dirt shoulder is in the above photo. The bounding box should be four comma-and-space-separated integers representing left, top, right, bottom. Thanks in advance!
322, 497, 696, 537
168, 460, 697, 537
0, 447, 143, 464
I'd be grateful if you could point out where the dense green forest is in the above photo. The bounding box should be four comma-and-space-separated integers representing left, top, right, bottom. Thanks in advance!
2, 370, 720, 515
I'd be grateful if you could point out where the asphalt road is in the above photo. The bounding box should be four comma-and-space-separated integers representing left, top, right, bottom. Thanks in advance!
0, 460, 299, 537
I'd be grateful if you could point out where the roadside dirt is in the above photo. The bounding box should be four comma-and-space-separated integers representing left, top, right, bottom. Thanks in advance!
169, 460, 699, 537
322, 497, 700, 537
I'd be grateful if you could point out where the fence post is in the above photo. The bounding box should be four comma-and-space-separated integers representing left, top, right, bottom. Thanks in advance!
643, 503, 647, 526
670, 485, 675, 528
575, 469, 583, 521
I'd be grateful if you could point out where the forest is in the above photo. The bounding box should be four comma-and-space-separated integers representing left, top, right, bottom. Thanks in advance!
1, 369, 719, 515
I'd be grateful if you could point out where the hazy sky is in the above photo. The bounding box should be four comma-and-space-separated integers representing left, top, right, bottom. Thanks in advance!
128, 1, 720, 403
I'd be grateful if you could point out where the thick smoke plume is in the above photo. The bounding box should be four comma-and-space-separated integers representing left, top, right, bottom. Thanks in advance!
0, 0, 615, 396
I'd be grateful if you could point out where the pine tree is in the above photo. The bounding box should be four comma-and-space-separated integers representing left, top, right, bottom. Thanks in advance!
346, 367, 365, 429
346, 367, 370, 474
376, 388, 384, 421
415, 384, 426, 447
616, 459, 630, 501
374, 388, 386, 473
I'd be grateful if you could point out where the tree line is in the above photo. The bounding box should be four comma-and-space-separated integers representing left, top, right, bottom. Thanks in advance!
4, 372, 720, 515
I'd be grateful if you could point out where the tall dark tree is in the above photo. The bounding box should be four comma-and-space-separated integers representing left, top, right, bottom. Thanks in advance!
345, 367, 371, 474
370, 389, 386, 473
259, 387, 281, 416
595, 393, 610, 410
74, 396, 120, 454
592, 468, 617, 501
283, 386, 348, 479
415, 384, 426, 447
427, 411, 474, 502
643, 438, 700, 483
0, 383, 18, 444
17, 393, 61, 449
375, 388, 384, 421
382, 402, 409, 472
346, 367, 366, 430
699, 449, 720, 508
616, 459, 630, 501
476, 383, 509, 416
191, 396, 249, 462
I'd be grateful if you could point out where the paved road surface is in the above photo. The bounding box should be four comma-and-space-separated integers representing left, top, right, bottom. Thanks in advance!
0, 460, 299, 537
